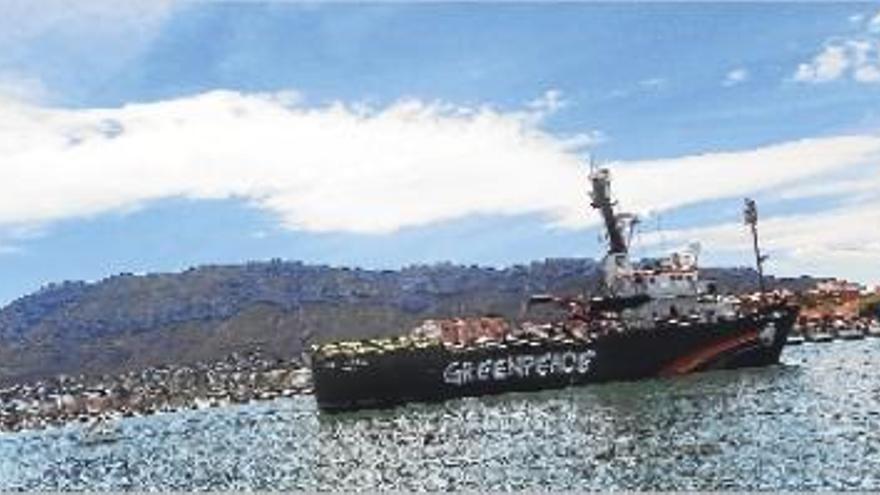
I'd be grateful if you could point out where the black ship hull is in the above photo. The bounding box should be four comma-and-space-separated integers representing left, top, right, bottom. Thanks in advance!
312, 304, 797, 413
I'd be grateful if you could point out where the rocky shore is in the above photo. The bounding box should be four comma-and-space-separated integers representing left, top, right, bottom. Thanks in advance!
0, 349, 312, 433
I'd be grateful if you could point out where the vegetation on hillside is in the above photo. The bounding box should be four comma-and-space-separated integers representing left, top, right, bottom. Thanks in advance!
0, 258, 819, 385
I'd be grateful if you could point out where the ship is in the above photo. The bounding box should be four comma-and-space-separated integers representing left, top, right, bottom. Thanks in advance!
310, 166, 798, 413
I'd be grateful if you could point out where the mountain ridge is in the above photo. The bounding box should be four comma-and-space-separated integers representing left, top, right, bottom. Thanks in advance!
0, 258, 820, 385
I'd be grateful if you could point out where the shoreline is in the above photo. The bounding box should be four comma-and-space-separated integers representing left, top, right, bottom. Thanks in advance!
0, 350, 313, 434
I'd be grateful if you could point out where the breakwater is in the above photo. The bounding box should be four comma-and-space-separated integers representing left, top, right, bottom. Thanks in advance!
5, 317, 878, 433
0, 350, 311, 433
2, 338, 880, 490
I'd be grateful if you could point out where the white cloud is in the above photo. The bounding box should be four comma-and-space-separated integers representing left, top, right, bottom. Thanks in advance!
598, 137, 880, 284
855, 63, 880, 82
526, 89, 567, 116
778, 174, 880, 202
579, 135, 880, 228
558, 130, 607, 150
722, 68, 749, 87
0, 224, 44, 256
0, 72, 50, 104
794, 16, 880, 84
794, 44, 851, 83
871, 10, 880, 32
638, 200, 880, 284
1, 89, 879, 281
0, 90, 598, 234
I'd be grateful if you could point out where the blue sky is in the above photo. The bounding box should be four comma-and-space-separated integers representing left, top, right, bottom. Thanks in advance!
1, 2, 879, 303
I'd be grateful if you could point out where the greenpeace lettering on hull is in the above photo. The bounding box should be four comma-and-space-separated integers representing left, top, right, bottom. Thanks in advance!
443, 350, 597, 386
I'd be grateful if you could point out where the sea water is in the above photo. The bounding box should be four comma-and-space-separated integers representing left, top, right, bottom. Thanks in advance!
2, 339, 879, 490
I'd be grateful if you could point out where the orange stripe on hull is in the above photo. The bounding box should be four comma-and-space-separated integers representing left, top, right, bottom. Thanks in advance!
659, 329, 759, 376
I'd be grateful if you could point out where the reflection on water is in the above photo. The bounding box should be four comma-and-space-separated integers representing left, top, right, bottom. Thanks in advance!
2, 340, 880, 490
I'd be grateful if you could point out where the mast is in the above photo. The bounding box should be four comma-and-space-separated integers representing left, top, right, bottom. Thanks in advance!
743, 198, 767, 294
589, 167, 628, 255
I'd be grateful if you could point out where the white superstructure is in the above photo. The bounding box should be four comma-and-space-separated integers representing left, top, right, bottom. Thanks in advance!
589, 167, 738, 326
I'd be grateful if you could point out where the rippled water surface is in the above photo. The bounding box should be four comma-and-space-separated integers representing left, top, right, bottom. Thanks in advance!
3, 339, 880, 490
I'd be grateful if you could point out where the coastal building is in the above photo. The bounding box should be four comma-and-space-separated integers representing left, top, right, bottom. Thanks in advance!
798, 279, 862, 322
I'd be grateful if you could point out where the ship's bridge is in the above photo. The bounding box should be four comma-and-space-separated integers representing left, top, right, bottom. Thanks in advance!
628, 267, 700, 298
604, 249, 706, 299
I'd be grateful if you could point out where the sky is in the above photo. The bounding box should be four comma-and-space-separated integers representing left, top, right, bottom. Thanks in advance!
0, 1, 879, 304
